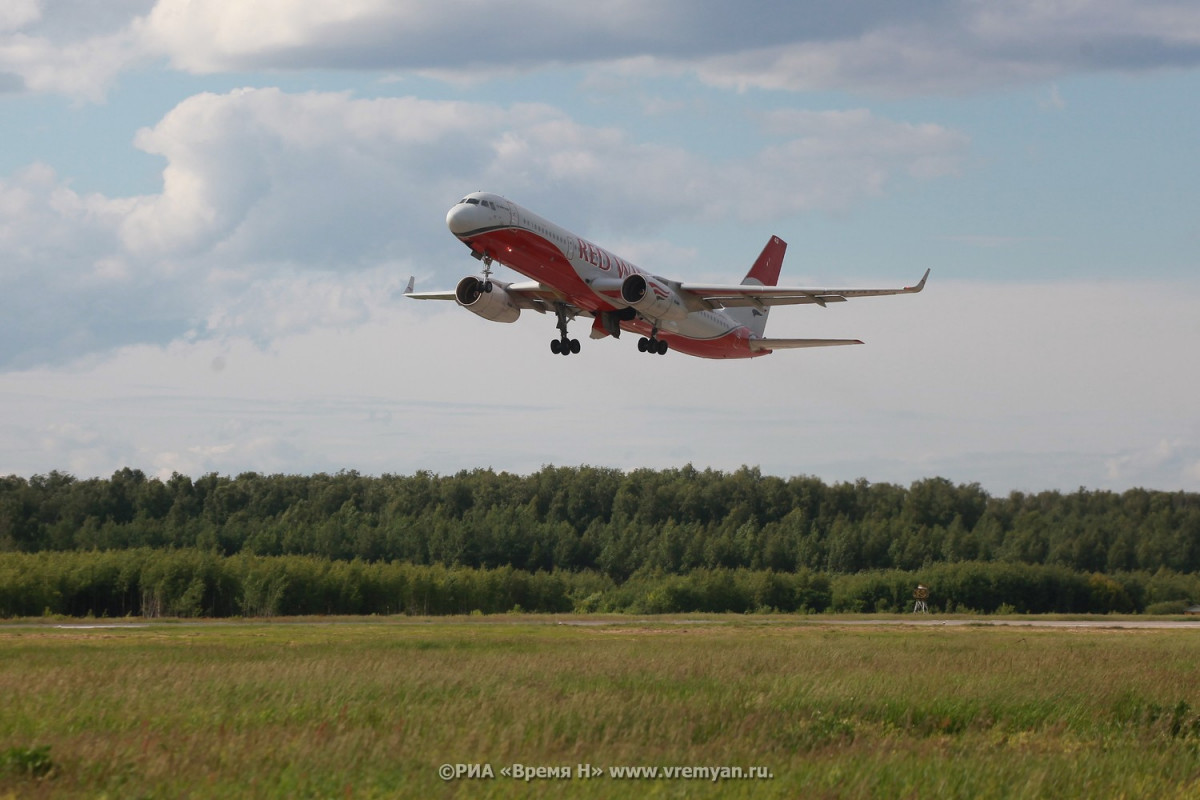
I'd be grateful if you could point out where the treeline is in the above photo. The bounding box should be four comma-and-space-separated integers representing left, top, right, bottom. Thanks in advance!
3, 550, 1198, 618
4, 467, 1200, 578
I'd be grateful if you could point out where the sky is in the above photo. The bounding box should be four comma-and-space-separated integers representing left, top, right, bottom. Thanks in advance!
2, 0, 1199, 495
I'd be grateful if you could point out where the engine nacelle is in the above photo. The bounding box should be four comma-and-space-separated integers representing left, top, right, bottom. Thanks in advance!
620, 274, 689, 321
455, 276, 521, 323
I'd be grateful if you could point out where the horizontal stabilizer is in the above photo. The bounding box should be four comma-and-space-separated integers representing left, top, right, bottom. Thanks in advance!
749, 338, 864, 351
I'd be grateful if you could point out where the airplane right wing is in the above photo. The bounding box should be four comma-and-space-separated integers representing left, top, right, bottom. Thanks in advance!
680, 269, 930, 311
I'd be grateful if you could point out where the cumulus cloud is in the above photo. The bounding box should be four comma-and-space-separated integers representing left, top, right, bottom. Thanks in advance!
0, 0, 152, 100
0, 88, 966, 368
120, 89, 500, 263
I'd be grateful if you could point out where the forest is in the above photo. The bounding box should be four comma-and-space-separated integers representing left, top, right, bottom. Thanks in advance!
2, 466, 1199, 617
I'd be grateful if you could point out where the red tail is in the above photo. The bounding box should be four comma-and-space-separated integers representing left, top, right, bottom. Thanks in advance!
743, 236, 786, 287
726, 235, 787, 338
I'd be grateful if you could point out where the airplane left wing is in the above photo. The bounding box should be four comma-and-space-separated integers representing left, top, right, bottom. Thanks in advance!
680, 269, 929, 310
499, 280, 573, 313
405, 277, 580, 316
406, 278, 555, 309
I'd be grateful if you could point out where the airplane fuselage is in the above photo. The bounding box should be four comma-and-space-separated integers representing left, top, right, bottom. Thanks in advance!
446, 192, 762, 358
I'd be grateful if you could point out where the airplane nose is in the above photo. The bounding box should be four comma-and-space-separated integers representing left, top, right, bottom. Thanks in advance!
446, 201, 483, 236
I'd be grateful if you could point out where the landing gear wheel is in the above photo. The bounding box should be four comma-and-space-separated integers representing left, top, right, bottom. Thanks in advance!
570, 338, 581, 354
638, 336, 667, 355
550, 339, 561, 354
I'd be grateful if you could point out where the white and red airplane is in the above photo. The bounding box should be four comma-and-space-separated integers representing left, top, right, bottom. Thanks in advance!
406, 191, 928, 359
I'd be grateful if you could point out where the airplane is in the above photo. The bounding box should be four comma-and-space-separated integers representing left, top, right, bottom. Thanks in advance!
406, 191, 929, 359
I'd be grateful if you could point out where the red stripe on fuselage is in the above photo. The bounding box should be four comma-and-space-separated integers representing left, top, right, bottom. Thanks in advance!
457, 225, 769, 359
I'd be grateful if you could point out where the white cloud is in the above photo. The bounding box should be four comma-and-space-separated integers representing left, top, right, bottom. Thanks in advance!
0, 0, 40, 33
0, 1, 151, 99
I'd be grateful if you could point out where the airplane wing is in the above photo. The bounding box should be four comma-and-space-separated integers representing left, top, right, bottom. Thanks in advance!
680, 269, 929, 310
404, 277, 583, 316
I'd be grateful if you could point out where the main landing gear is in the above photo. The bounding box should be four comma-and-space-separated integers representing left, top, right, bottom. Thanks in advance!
551, 303, 581, 356
637, 327, 669, 356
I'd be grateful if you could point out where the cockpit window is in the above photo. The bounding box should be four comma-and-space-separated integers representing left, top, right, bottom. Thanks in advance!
466, 198, 480, 205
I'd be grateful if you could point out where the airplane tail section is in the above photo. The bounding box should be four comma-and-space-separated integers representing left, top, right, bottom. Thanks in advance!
725, 236, 786, 338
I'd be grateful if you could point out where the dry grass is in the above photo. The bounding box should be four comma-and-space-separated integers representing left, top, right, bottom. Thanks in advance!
1, 618, 1199, 798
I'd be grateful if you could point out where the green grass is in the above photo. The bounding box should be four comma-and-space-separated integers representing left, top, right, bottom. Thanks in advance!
1, 618, 1199, 798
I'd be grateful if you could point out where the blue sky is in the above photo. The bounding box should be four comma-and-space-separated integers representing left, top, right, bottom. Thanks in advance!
2, 1, 1199, 493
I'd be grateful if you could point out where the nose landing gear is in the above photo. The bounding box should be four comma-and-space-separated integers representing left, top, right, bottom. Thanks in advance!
471, 251, 496, 292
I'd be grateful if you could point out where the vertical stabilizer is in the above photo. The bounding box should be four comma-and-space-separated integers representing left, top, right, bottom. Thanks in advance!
726, 236, 786, 338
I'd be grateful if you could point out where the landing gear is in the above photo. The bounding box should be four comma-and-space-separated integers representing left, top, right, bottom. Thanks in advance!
550, 338, 581, 355
637, 326, 669, 355
471, 251, 495, 292
551, 303, 581, 356
481, 255, 494, 293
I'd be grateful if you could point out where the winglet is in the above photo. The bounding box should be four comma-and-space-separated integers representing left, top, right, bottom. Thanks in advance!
907, 269, 930, 293
404, 276, 415, 295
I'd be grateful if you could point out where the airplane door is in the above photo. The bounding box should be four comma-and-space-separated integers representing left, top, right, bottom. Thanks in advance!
495, 201, 514, 225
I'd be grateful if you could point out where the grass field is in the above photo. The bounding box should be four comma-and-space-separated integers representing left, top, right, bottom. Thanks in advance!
2, 617, 1200, 798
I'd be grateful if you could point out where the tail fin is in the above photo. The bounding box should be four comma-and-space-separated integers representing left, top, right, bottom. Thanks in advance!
725, 235, 786, 338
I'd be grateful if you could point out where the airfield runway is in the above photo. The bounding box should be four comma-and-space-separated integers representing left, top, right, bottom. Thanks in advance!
31, 616, 1200, 631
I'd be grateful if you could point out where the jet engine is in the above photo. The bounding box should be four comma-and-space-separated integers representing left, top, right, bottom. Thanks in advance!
455, 276, 521, 323
619, 274, 689, 321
